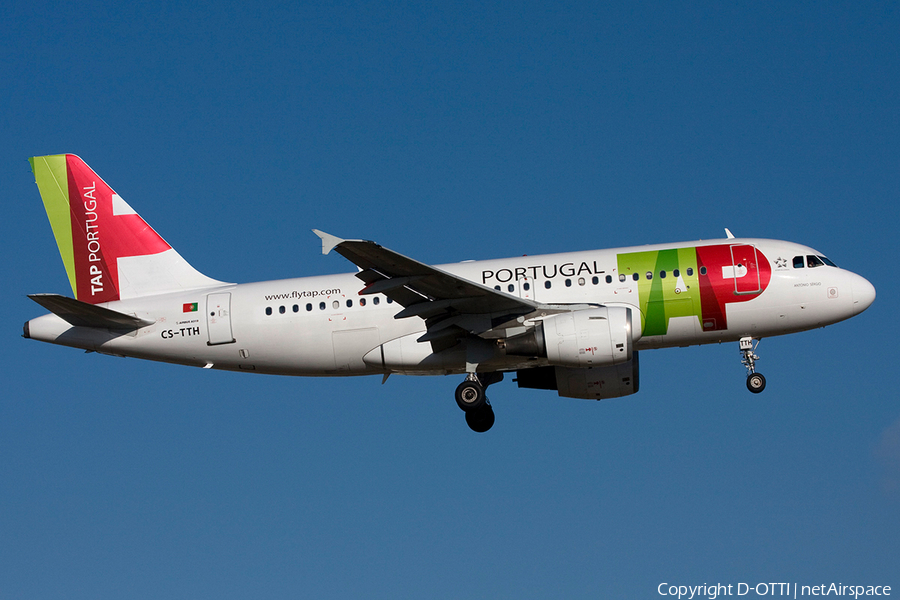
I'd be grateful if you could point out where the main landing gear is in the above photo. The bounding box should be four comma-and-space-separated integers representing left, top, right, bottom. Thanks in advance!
740, 337, 766, 394
455, 372, 502, 433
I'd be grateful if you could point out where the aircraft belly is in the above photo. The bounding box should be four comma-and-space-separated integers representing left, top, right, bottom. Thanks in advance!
363, 332, 460, 374
724, 303, 776, 336
333, 328, 381, 372
660, 315, 701, 343
230, 310, 424, 375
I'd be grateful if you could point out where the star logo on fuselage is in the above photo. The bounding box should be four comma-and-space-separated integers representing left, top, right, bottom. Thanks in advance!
774, 257, 788, 269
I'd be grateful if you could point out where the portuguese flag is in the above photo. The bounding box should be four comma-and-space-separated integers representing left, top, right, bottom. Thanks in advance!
183, 302, 198, 313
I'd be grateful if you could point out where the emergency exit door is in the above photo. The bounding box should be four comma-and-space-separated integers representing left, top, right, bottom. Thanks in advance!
207, 292, 235, 345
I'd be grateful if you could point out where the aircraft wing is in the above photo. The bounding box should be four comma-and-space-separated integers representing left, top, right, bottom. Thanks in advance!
313, 230, 540, 344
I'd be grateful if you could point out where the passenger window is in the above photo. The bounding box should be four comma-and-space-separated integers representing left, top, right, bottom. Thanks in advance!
686, 268, 693, 276
700, 267, 707, 276
659, 271, 666, 279
619, 274, 626, 282
523, 282, 530, 291
360, 298, 366, 307
646, 272, 653, 280
793, 256, 805, 269
332, 301, 339, 309
319, 302, 326, 310
387, 298, 393, 304
293, 304, 299, 313
545, 281, 552, 289
633, 273, 639, 281
494, 285, 501, 291
605, 275, 612, 284
373, 297, 380, 305
508, 284, 514, 292
565, 279, 572, 287
578, 277, 585, 286
592, 276, 599, 285
673, 269, 679, 277
346, 299, 353, 308
306, 303, 312, 312
265, 307, 272, 316
279, 306, 286, 314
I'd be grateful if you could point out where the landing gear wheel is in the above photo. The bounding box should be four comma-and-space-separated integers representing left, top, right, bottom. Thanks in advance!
455, 380, 486, 412
739, 337, 767, 394
465, 403, 495, 433
746, 373, 766, 394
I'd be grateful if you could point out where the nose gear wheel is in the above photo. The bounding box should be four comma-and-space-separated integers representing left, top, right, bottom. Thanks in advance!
740, 337, 766, 394
746, 372, 766, 393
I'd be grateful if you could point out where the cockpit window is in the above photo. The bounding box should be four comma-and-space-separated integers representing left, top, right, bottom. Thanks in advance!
793, 256, 804, 269
818, 255, 837, 267
807, 255, 825, 268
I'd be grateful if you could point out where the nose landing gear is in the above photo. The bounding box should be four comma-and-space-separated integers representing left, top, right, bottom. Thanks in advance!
455, 373, 502, 432
740, 337, 766, 393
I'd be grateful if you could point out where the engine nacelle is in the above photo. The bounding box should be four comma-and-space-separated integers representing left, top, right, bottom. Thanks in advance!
542, 306, 633, 367
515, 353, 640, 400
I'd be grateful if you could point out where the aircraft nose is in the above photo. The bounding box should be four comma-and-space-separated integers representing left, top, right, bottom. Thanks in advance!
851, 274, 876, 315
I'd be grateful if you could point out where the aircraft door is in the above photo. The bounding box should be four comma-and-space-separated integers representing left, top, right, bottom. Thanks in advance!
206, 292, 235, 345
730, 244, 762, 295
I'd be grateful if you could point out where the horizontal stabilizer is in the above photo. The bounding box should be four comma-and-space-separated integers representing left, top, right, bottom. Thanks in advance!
28, 294, 155, 330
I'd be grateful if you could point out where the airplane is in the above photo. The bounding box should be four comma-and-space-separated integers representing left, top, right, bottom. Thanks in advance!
23, 154, 876, 432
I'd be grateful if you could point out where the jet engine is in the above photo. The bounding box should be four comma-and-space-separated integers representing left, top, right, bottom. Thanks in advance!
504, 306, 635, 368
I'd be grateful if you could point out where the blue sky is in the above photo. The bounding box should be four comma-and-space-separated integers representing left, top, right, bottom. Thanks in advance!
2, 1, 898, 598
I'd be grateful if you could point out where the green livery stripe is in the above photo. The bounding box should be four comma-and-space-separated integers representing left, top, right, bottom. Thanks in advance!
30, 155, 77, 296
618, 248, 702, 336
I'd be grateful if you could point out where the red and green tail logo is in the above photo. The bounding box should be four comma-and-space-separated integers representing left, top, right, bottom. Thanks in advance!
30, 155, 171, 304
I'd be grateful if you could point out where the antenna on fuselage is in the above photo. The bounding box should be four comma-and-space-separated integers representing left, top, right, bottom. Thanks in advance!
725, 228, 735, 239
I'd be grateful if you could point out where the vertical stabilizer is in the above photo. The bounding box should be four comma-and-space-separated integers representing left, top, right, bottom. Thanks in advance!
30, 155, 226, 303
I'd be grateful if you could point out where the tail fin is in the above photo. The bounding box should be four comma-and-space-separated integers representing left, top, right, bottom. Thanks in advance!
29, 154, 225, 304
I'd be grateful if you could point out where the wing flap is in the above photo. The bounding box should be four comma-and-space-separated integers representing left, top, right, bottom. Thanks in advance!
312, 230, 547, 347
360, 275, 426, 296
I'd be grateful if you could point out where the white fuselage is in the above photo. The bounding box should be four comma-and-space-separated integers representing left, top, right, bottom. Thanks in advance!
25, 238, 875, 377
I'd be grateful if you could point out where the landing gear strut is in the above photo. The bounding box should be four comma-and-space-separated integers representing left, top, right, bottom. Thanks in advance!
455, 373, 502, 432
740, 337, 766, 394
